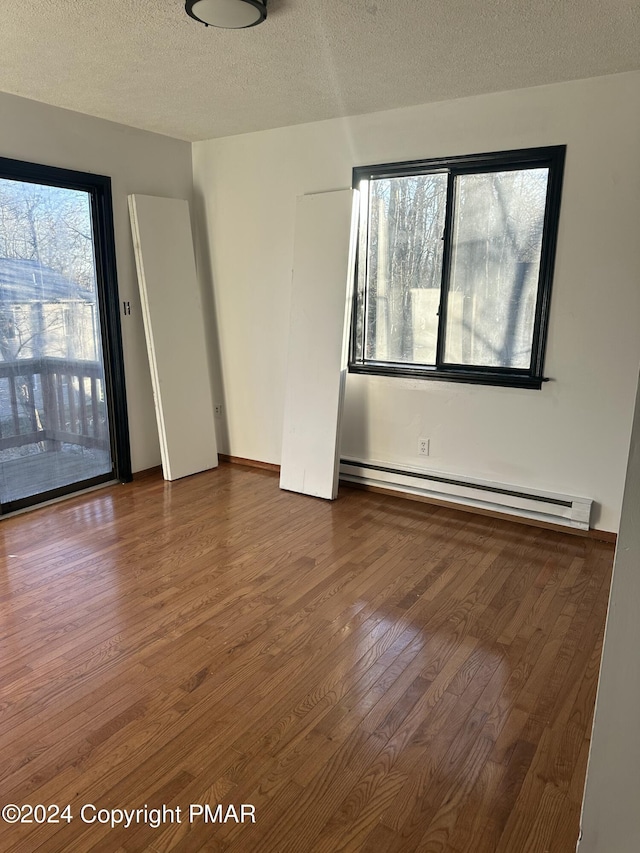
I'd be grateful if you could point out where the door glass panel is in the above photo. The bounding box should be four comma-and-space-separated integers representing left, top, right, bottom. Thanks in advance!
0, 178, 113, 506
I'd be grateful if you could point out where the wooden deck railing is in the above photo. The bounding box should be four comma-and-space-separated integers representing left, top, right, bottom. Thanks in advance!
0, 357, 109, 452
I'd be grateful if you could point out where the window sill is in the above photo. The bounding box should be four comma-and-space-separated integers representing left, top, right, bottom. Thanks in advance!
348, 363, 546, 389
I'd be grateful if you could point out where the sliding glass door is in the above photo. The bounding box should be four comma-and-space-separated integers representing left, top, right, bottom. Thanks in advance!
0, 158, 130, 513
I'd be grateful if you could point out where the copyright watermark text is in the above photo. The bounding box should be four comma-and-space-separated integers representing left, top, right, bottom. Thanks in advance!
1, 803, 255, 828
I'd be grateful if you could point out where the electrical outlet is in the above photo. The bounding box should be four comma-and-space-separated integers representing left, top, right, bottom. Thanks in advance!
214, 404, 223, 418
418, 438, 430, 457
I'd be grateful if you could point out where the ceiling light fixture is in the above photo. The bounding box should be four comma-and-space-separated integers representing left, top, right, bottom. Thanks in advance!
185, 0, 267, 29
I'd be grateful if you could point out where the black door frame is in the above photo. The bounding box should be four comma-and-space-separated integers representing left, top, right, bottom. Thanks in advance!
0, 156, 132, 513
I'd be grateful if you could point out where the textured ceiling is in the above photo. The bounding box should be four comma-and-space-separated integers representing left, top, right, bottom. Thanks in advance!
1, 0, 639, 141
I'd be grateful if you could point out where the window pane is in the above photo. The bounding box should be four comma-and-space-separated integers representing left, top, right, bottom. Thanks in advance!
443, 168, 549, 368
0, 177, 113, 504
364, 173, 447, 365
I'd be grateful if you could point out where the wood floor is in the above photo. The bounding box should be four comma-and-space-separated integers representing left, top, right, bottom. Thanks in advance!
0, 463, 614, 853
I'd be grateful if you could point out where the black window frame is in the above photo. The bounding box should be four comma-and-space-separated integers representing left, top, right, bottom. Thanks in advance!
349, 145, 566, 389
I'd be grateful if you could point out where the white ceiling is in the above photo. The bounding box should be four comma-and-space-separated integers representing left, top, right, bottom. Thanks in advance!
1, 0, 639, 142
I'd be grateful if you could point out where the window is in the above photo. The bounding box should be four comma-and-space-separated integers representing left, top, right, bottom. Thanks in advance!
349, 146, 565, 388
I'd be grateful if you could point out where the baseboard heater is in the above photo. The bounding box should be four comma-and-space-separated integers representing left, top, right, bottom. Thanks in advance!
339, 457, 592, 531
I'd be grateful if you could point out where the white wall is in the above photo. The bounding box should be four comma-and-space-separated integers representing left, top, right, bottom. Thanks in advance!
193, 71, 640, 532
0, 91, 194, 473
578, 368, 640, 851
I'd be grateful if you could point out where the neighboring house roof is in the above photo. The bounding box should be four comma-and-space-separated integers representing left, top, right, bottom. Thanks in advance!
0, 258, 91, 303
